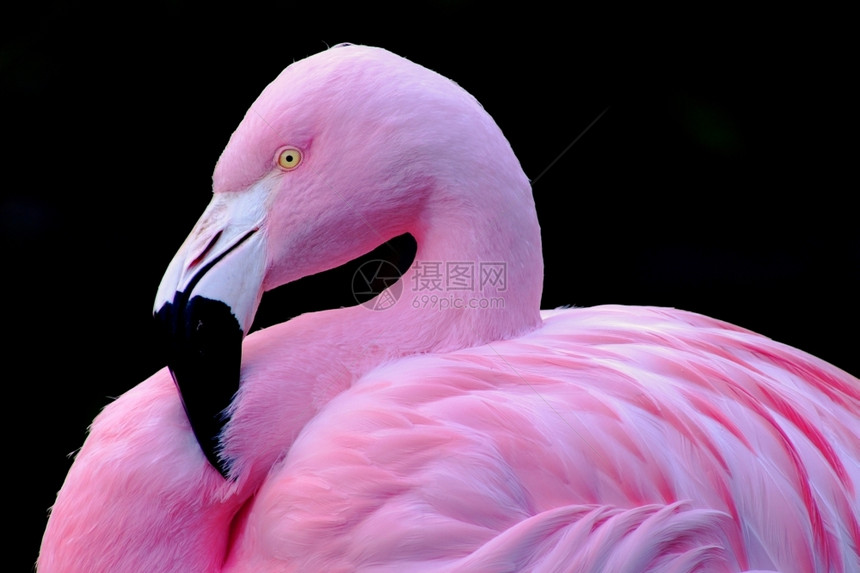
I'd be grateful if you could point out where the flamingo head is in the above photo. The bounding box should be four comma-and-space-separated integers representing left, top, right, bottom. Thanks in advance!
153, 44, 538, 478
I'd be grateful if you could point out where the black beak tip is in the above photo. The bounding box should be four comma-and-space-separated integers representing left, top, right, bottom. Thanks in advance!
154, 293, 244, 479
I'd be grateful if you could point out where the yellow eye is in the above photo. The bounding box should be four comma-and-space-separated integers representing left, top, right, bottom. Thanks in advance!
276, 147, 302, 170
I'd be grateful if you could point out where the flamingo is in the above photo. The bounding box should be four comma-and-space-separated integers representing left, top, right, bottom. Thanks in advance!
39, 44, 859, 572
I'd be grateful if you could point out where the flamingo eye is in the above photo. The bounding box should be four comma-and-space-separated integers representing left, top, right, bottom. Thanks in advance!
276, 147, 302, 170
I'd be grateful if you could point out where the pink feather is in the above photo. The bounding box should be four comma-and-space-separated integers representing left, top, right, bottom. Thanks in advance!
39, 45, 859, 573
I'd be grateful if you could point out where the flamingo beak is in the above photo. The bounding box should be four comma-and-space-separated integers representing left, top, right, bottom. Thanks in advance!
153, 187, 269, 479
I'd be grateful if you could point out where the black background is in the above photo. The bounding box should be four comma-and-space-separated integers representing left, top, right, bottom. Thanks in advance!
4, 2, 856, 570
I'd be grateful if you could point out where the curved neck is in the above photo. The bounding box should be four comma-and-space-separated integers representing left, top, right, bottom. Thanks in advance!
223, 173, 543, 483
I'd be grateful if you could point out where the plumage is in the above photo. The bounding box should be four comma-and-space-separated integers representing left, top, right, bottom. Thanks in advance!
39, 44, 859, 572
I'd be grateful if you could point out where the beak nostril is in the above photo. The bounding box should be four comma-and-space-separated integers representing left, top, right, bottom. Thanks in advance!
188, 230, 223, 270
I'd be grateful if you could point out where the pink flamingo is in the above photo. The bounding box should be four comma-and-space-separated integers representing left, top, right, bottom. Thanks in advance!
40, 44, 858, 572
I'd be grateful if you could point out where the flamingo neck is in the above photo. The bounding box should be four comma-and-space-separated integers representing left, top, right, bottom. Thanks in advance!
222, 175, 544, 485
